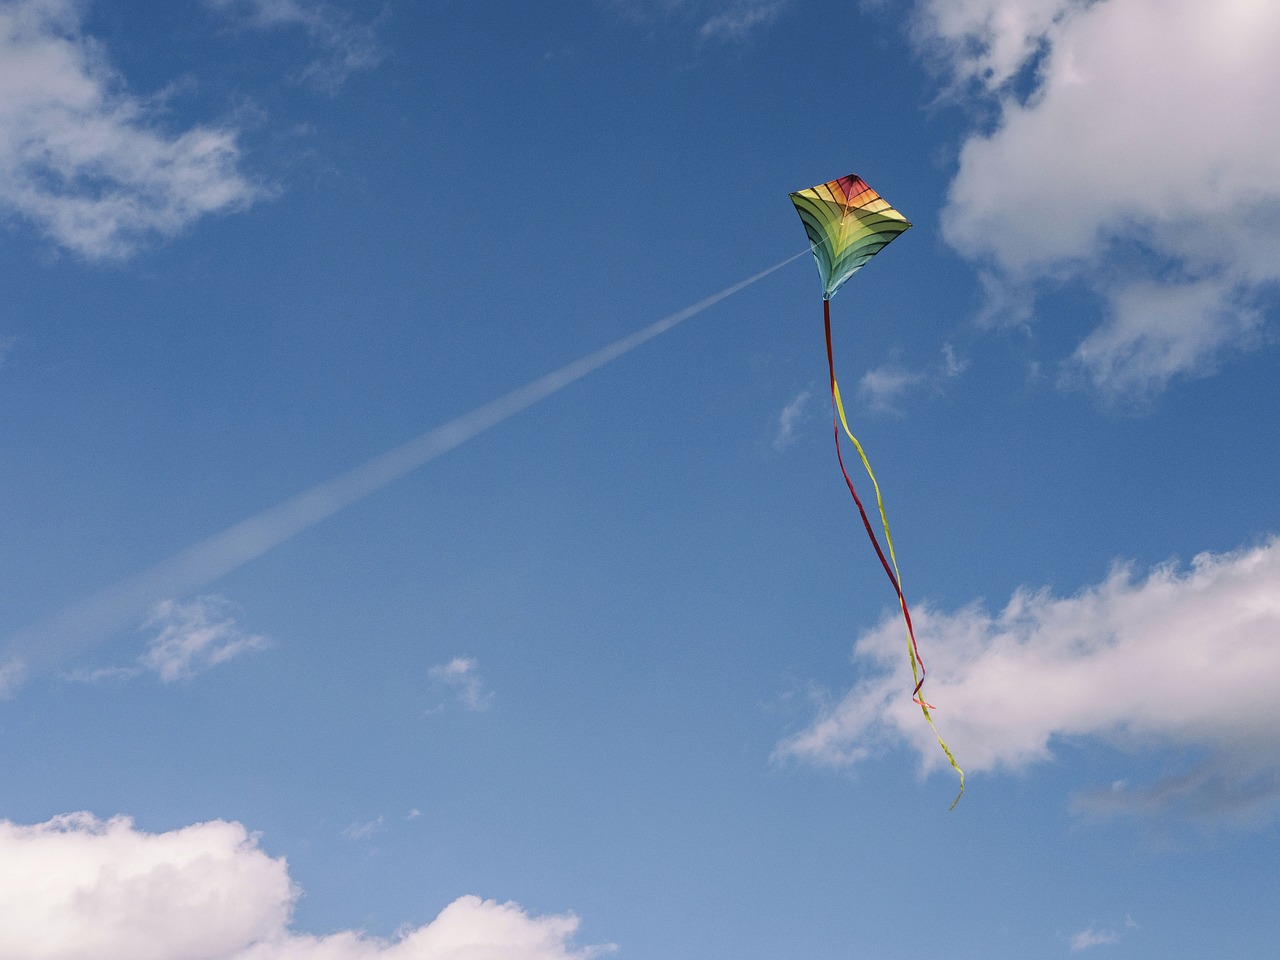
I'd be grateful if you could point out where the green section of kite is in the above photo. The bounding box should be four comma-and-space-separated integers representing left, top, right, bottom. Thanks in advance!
789, 174, 912, 300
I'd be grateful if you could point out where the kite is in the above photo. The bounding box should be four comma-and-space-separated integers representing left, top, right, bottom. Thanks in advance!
789, 174, 964, 807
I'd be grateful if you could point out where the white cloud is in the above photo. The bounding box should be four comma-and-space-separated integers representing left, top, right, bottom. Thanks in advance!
857, 364, 926, 415
917, 0, 1280, 398
0, 658, 22, 697
1066, 278, 1263, 398
606, 0, 783, 41
778, 538, 1280, 823
848, 348, 967, 416
0, 0, 259, 259
205, 0, 381, 90
941, 343, 968, 377
699, 1, 784, 42
913, 0, 1087, 91
0, 812, 291, 960
342, 816, 384, 841
772, 389, 811, 451
428, 656, 494, 712
64, 594, 267, 685
0, 812, 606, 960
1070, 927, 1119, 951
1070, 917, 1135, 951
140, 595, 268, 682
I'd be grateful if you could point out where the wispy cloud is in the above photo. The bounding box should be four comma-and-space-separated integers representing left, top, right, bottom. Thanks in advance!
342, 816, 384, 840
1071, 927, 1119, 951
699, 1, 785, 42
428, 656, 494, 712
204, 0, 382, 91
1071, 916, 1136, 951
604, 0, 684, 24
0, 0, 260, 259
858, 364, 926, 415
69, 595, 267, 685
0, 812, 608, 960
853, 347, 967, 416
1065, 278, 1263, 402
778, 538, 1280, 825
772, 389, 811, 451
915, 0, 1280, 399
139, 596, 268, 682
607, 0, 784, 42
941, 343, 968, 377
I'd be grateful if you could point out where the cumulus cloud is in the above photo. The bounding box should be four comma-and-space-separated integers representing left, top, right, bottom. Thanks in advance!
778, 538, 1280, 823
772, 389, 811, 451
0, 812, 605, 960
0, 813, 290, 960
428, 656, 494, 712
916, 0, 1280, 398
913, 0, 1086, 91
205, 0, 381, 90
0, 0, 259, 259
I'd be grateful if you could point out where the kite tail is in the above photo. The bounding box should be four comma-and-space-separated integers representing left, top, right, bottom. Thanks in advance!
822, 299, 965, 808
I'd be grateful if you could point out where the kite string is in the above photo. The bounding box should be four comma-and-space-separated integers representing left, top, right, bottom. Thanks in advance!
823, 299, 965, 808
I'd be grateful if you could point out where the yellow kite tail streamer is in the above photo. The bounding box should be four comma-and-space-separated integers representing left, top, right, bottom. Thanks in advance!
824, 300, 965, 808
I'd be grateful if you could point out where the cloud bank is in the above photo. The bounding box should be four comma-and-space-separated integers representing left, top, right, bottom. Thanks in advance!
916, 0, 1280, 398
0, 812, 605, 960
779, 538, 1280, 823
0, 0, 259, 258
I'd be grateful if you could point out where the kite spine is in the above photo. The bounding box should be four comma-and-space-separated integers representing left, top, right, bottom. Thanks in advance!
823, 299, 965, 808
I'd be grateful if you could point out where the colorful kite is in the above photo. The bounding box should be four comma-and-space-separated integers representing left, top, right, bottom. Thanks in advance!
789, 174, 964, 806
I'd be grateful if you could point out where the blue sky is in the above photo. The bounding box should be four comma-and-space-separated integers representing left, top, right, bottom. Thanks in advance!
1, 0, 1279, 957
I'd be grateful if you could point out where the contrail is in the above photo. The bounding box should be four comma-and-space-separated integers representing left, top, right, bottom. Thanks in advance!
0, 251, 806, 694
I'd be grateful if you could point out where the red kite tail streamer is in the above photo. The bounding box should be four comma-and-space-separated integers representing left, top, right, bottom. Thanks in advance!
823, 298, 965, 808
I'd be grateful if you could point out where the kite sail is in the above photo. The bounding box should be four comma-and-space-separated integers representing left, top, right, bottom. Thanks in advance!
789, 174, 964, 807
